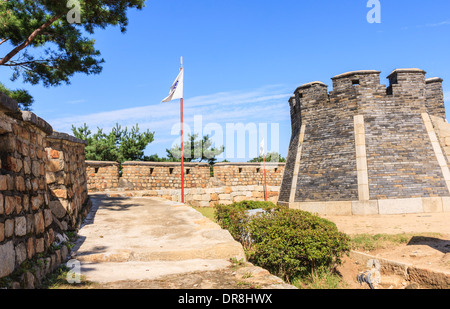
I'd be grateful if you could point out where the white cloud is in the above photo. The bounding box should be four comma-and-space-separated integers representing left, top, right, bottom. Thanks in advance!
50, 85, 292, 135
425, 20, 450, 27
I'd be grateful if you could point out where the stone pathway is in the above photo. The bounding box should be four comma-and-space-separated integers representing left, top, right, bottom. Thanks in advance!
71, 193, 295, 289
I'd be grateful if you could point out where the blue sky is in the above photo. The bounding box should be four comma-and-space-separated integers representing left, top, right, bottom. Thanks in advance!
1, 0, 450, 161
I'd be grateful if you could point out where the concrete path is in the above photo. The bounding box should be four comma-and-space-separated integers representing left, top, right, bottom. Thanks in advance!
71, 193, 247, 283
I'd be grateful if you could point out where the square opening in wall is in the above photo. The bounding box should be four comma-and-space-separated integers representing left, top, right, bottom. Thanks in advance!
169, 168, 174, 175
95, 167, 99, 173
150, 168, 154, 175
352, 79, 360, 86
256, 168, 260, 173
186, 168, 190, 175
238, 168, 242, 173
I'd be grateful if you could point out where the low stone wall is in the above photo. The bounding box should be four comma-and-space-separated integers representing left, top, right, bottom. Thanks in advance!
121, 161, 211, 190
0, 91, 90, 288
86, 161, 120, 191
46, 132, 89, 231
85, 161, 285, 206
213, 162, 285, 186
86, 161, 285, 190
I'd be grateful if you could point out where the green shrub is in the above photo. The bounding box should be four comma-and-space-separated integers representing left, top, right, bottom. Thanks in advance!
215, 200, 280, 244
216, 201, 351, 283
247, 209, 350, 281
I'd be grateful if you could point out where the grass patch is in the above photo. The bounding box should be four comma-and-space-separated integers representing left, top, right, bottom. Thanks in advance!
292, 269, 349, 289
350, 232, 442, 251
41, 264, 93, 289
192, 206, 216, 222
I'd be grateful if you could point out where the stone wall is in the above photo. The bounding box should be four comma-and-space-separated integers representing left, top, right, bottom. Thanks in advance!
279, 68, 450, 215
86, 161, 285, 191
46, 132, 89, 231
85, 161, 285, 206
121, 161, 211, 190
0, 91, 90, 287
213, 162, 285, 186
86, 161, 120, 191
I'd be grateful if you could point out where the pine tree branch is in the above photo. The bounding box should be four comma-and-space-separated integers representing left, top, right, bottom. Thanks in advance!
0, 13, 64, 66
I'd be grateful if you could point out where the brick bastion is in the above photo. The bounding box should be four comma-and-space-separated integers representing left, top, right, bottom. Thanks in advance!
278, 68, 450, 215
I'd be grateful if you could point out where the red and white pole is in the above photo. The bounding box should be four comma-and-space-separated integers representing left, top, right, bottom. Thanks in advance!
263, 154, 268, 201
180, 58, 185, 203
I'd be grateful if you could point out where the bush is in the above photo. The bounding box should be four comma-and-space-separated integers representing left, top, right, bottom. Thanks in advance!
215, 201, 351, 282
215, 200, 280, 244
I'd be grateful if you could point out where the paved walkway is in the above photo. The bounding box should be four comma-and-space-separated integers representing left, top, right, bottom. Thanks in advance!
71, 193, 295, 289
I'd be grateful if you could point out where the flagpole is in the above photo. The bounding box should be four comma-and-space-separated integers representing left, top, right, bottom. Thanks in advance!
263, 153, 268, 201
180, 57, 185, 203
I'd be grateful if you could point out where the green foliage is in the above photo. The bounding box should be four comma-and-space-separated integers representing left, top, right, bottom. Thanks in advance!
0, 0, 145, 108
248, 152, 286, 163
215, 200, 280, 245
166, 133, 225, 165
247, 209, 350, 281
0, 0, 145, 86
0, 82, 33, 110
215, 201, 351, 282
72, 122, 154, 163
142, 153, 178, 162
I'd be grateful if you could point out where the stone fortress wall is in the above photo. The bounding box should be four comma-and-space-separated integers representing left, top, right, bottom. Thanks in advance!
278, 68, 450, 215
0, 91, 90, 287
86, 160, 285, 207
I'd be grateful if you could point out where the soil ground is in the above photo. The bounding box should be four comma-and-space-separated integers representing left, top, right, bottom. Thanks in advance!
323, 212, 450, 289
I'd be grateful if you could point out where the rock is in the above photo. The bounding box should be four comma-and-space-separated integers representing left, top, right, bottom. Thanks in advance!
405, 282, 419, 289
0, 241, 15, 277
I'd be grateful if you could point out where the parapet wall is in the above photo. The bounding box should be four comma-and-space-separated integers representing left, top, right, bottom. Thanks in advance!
86, 161, 285, 192
86, 161, 285, 206
279, 68, 450, 215
0, 91, 90, 287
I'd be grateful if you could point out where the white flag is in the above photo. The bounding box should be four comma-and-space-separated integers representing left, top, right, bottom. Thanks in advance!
162, 69, 184, 102
260, 138, 265, 156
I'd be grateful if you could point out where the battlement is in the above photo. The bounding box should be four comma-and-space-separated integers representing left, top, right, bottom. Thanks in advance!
279, 68, 450, 216
291, 68, 445, 119
331, 70, 381, 91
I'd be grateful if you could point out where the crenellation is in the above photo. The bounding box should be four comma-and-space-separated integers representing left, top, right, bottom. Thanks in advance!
425, 77, 446, 119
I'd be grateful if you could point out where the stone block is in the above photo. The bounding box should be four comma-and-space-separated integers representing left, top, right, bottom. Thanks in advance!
34, 212, 45, 234
15, 216, 27, 237
44, 209, 53, 227
5, 195, 17, 215
0, 193, 3, 215
51, 188, 68, 199
15, 242, 27, 266
27, 238, 35, 259
352, 200, 379, 215
0, 241, 15, 277
441, 197, 450, 212
422, 197, 443, 213
0, 175, 8, 190
378, 198, 423, 215
31, 195, 43, 211
291, 201, 352, 216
